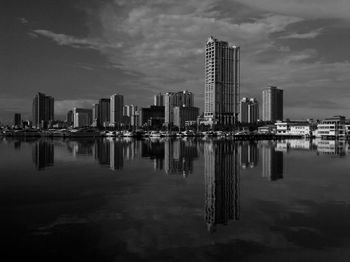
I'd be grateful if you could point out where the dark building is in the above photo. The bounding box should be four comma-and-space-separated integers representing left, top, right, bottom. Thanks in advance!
139, 105, 165, 128
262, 86, 283, 122
66, 110, 73, 126
32, 92, 54, 129
204, 140, 240, 232
173, 106, 199, 129
14, 113, 21, 127
98, 98, 110, 127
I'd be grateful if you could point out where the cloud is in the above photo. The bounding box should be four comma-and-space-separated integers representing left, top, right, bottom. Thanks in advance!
279, 29, 323, 39
32, 29, 123, 50
234, 0, 350, 20
55, 99, 97, 116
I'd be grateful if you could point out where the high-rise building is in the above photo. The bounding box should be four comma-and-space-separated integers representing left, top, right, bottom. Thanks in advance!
73, 108, 92, 128
173, 106, 199, 129
204, 36, 240, 126
110, 94, 124, 127
32, 92, 54, 129
98, 98, 110, 127
239, 97, 259, 123
262, 86, 283, 122
164, 91, 193, 125
92, 103, 99, 127
123, 104, 138, 127
14, 113, 21, 127
139, 106, 165, 128
66, 110, 73, 125
154, 93, 164, 106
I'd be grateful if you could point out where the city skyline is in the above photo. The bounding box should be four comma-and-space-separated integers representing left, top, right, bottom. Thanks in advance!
2, 1, 350, 123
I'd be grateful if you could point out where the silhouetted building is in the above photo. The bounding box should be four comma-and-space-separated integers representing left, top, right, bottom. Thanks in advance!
164, 91, 193, 126
110, 94, 124, 127
262, 142, 283, 180
32, 140, 54, 170
204, 36, 240, 126
173, 106, 199, 129
239, 98, 259, 123
99, 98, 110, 127
66, 110, 73, 126
204, 140, 240, 232
92, 103, 99, 127
14, 113, 21, 127
154, 93, 164, 106
262, 86, 283, 122
73, 108, 92, 128
32, 92, 54, 129
139, 106, 165, 128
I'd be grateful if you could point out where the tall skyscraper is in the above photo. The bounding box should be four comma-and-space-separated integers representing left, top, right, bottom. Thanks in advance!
164, 91, 193, 125
92, 103, 99, 127
204, 36, 240, 126
110, 94, 124, 127
239, 97, 259, 123
262, 86, 283, 122
98, 98, 110, 127
14, 113, 21, 127
154, 93, 164, 106
32, 92, 54, 128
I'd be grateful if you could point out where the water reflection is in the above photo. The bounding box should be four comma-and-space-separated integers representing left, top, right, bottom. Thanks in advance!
204, 140, 240, 232
261, 141, 283, 181
239, 141, 259, 168
32, 140, 54, 170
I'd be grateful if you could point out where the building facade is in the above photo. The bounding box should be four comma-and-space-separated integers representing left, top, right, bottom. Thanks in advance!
139, 106, 165, 128
204, 36, 240, 126
173, 106, 199, 129
32, 92, 54, 129
239, 98, 259, 123
154, 93, 164, 106
164, 91, 193, 126
110, 94, 124, 127
98, 98, 110, 127
14, 113, 21, 127
262, 86, 283, 122
73, 108, 92, 128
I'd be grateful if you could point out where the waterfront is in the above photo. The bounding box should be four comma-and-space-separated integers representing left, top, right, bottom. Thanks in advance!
1, 137, 350, 261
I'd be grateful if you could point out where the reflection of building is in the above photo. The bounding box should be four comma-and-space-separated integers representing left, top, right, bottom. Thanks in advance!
262, 142, 283, 180
239, 141, 259, 168
110, 140, 124, 170
314, 139, 346, 157
204, 36, 240, 126
94, 139, 110, 166
164, 139, 198, 176
142, 140, 165, 169
204, 140, 240, 232
32, 140, 54, 170
32, 92, 54, 129
262, 86, 283, 122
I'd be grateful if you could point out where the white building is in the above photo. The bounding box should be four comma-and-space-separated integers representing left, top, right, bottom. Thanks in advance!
315, 116, 346, 139
275, 121, 312, 136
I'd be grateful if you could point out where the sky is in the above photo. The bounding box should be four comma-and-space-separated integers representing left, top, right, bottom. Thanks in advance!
2, 0, 350, 123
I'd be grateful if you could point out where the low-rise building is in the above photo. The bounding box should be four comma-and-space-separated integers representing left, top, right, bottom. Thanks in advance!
173, 106, 199, 129
315, 115, 346, 139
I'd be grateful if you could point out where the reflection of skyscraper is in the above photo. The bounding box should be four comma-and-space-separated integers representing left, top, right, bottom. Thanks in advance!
110, 140, 124, 170
262, 142, 283, 180
32, 140, 54, 170
164, 139, 198, 176
204, 140, 240, 232
95, 139, 110, 166
240, 141, 259, 168
142, 140, 165, 169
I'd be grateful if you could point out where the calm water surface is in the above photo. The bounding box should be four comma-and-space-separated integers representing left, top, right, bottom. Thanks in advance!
1, 137, 350, 261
